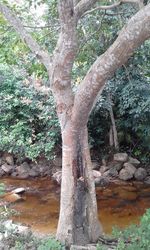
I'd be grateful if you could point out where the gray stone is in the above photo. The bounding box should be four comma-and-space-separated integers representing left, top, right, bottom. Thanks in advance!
0, 168, 5, 177
93, 170, 101, 178
99, 165, 109, 174
0, 158, 2, 166
16, 165, 28, 175
134, 167, 147, 181
95, 176, 109, 187
123, 162, 136, 175
71, 245, 96, 250
104, 168, 118, 178
1, 164, 13, 174
3, 153, 14, 165
20, 162, 30, 170
29, 169, 39, 177
112, 162, 123, 172
144, 176, 150, 185
119, 168, 133, 181
128, 157, 140, 166
11, 172, 18, 177
18, 173, 29, 179
114, 153, 128, 162
52, 171, 62, 184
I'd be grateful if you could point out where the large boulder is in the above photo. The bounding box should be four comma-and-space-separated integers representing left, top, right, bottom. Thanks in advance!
123, 162, 136, 175
119, 168, 133, 181
114, 153, 128, 162
134, 167, 147, 181
128, 157, 140, 166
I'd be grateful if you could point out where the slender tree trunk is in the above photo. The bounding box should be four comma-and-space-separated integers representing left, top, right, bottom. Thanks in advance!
56, 122, 102, 246
109, 106, 119, 151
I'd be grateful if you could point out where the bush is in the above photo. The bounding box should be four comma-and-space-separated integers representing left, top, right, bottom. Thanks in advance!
0, 65, 60, 160
112, 209, 150, 250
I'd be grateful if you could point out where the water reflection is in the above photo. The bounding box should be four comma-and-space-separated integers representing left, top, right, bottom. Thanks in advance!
1, 178, 150, 235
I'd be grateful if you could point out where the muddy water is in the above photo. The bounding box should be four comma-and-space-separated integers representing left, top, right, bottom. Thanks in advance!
1, 178, 150, 235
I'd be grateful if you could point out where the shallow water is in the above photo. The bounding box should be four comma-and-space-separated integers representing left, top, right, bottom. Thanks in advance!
1, 178, 150, 235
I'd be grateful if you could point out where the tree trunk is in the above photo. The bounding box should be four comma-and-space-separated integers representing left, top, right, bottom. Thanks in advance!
56, 122, 102, 246
109, 106, 119, 151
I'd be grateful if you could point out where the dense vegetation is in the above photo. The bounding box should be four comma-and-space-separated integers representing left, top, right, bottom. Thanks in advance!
0, 1, 150, 163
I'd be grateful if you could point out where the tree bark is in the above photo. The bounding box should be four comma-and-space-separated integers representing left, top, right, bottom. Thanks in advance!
56, 123, 102, 246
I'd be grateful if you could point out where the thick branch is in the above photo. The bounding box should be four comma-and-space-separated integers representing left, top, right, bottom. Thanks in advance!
0, 3, 52, 71
75, 0, 143, 18
82, 0, 144, 17
75, 0, 98, 19
72, 3, 150, 128
50, 0, 77, 129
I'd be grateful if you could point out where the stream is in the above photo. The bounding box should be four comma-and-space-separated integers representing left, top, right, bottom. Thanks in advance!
1, 177, 150, 235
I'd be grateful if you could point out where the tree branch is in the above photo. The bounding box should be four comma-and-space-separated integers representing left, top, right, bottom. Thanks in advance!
75, 0, 144, 19
0, 3, 52, 71
72, 3, 150, 128
82, 0, 144, 17
75, 0, 98, 19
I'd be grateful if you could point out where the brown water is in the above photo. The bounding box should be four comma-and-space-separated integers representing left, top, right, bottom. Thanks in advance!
1, 178, 150, 235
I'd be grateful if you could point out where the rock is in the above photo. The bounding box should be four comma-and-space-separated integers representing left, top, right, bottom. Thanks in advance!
2, 220, 29, 235
71, 245, 96, 250
112, 162, 123, 172
11, 172, 18, 177
1, 164, 13, 174
0, 232, 3, 241
16, 165, 28, 175
123, 162, 136, 175
114, 153, 128, 162
20, 162, 30, 169
134, 167, 147, 181
11, 188, 25, 194
93, 170, 101, 178
53, 157, 62, 167
128, 157, 140, 166
18, 173, 29, 179
29, 169, 39, 177
0, 158, 2, 166
52, 171, 62, 184
0, 168, 5, 177
99, 165, 109, 174
119, 168, 133, 181
144, 176, 150, 185
3, 153, 14, 165
92, 161, 100, 170
104, 168, 118, 178
95, 176, 109, 187
145, 166, 150, 175
3, 193, 23, 203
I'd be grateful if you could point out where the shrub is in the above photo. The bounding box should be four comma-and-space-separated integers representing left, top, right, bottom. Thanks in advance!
0, 65, 60, 160
112, 209, 150, 250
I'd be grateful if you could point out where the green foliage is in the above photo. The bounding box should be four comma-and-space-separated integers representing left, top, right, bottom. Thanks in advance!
0, 183, 5, 195
112, 209, 150, 250
37, 237, 65, 250
0, 65, 60, 160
